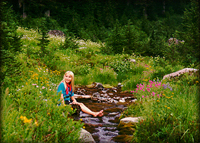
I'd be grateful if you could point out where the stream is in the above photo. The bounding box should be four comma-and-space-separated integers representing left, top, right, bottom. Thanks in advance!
73, 84, 136, 143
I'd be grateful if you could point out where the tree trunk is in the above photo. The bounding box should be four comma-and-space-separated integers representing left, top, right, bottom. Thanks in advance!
45, 10, 50, 17
23, 2, 27, 18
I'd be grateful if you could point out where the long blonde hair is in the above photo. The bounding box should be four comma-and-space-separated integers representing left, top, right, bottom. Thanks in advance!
62, 71, 75, 92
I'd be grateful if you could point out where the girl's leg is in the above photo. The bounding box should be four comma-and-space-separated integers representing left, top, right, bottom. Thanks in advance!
75, 102, 103, 117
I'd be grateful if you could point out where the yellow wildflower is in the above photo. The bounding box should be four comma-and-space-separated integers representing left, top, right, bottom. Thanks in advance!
20, 116, 27, 120
24, 118, 32, 123
157, 100, 160, 102
83, 126, 85, 129
196, 81, 199, 83
172, 92, 174, 95
34, 120, 39, 126
71, 108, 73, 110
167, 107, 170, 109
80, 119, 82, 121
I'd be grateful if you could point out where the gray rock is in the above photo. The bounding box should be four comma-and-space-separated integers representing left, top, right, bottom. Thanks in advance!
130, 59, 136, 63
163, 68, 198, 80
120, 117, 142, 124
93, 82, 104, 89
119, 98, 125, 103
79, 128, 96, 143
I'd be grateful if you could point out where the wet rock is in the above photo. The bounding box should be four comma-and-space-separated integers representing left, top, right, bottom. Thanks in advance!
119, 98, 125, 103
108, 93, 113, 96
93, 82, 104, 90
91, 92, 100, 101
79, 128, 95, 143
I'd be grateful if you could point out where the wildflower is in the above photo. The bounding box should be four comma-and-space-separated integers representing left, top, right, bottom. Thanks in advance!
157, 94, 160, 97
71, 108, 73, 110
152, 92, 155, 96
49, 89, 52, 91
47, 112, 50, 115
143, 89, 145, 91
167, 107, 170, 109
196, 81, 199, 83
157, 100, 159, 102
146, 96, 148, 98
32, 84, 37, 86
20, 116, 27, 120
34, 120, 39, 126
165, 105, 167, 107
42, 86, 45, 89
80, 119, 82, 121
172, 92, 174, 95
142, 96, 144, 98
146, 88, 150, 92
26, 82, 28, 85
83, 126, 85, 129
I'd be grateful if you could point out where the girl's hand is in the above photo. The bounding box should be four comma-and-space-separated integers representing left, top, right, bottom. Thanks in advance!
72, 100, 77, 104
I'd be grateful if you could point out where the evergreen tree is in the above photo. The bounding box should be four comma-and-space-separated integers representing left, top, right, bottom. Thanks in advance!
0, 2, 22, 85
37, 17, 50, 57
178, 0, 200, 64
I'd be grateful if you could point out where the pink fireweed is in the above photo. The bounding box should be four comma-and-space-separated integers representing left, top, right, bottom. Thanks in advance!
133, 80, 166, 100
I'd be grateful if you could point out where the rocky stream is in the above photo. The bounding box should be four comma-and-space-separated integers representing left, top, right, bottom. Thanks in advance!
73, 83, 137, 143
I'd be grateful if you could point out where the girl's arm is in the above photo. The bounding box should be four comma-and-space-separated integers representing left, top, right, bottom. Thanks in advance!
60, 94, 65, 105
71, 96, 77, 104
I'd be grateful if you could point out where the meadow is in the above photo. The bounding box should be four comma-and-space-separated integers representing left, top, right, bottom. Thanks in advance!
1, 27, 199, 143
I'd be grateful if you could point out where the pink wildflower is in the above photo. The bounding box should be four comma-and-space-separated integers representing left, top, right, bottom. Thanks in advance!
146, 88, 150, 92
142, 96, 144, 98
42, 86, 45, 89
143, 89, 145, 91
32, 84, 37, 86
152, 92, 155, 96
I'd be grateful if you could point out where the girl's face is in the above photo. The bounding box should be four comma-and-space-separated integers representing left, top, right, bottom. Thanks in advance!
64, 73, 72, 84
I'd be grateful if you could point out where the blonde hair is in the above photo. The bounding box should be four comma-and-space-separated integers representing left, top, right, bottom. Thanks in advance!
63, 71, 75, 92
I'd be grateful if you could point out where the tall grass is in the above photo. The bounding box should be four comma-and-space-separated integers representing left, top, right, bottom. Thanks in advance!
121, 77, 199, 142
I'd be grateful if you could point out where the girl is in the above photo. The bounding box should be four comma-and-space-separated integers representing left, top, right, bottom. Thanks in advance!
57, 71, 103, 117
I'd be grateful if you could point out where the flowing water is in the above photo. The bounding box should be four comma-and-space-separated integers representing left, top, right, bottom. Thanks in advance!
74, 85, 136, 143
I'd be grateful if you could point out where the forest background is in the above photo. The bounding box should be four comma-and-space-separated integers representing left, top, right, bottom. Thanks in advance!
0, 0, 200, 142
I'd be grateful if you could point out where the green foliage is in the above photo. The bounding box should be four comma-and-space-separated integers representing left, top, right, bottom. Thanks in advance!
106, 20, 148, 55
62, 31, 79, 50
177, 0, 200, 65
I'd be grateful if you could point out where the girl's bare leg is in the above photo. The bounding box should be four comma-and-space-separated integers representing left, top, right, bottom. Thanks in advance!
74, 102, 103, 117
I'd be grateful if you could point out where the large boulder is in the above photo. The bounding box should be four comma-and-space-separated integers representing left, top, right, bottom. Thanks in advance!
163, 68, 198, 80
79, 128, 96, 143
